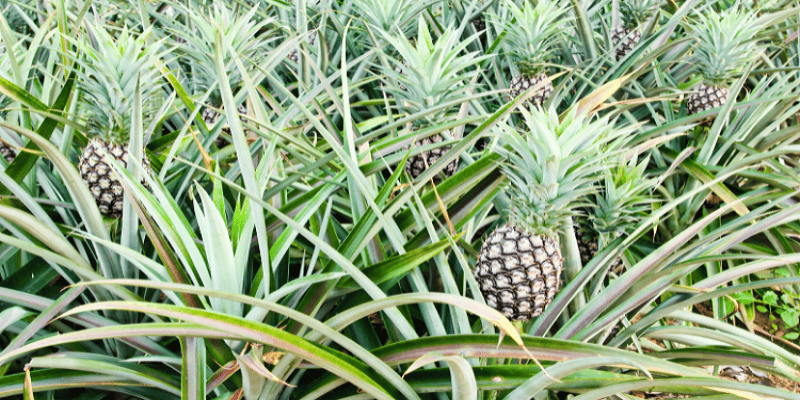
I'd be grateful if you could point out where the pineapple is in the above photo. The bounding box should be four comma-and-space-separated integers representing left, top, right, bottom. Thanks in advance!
686, 7, 764, 125
579, 157, 655, 275
74, 25, 163, 217
610, 0, 657, 61
495, 0, 568, 110
177, 2, 271, 144
381, 17, 485, 180
475, 108, 617, 320
0, 140, 17, 164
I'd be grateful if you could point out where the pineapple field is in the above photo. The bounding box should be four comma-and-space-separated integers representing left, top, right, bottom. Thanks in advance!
2, 0, 800, 399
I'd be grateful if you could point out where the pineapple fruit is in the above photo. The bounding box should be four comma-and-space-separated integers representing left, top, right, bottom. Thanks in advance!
475, 108, 617, 320
610, 0, 657, 61
0, 141, 17, 164
496, 0, 567, 109
74, 25, 163, 217
686, 7, 764, 125
381, 17, 484, 180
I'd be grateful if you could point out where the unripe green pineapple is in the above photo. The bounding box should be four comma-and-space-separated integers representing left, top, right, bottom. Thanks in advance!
475, 108, 619, 320
495, 0, 568, 110
685, 7, 764, 125
381, 17, 485, 180
610, 0, 657, 61
73, 25, 164, 217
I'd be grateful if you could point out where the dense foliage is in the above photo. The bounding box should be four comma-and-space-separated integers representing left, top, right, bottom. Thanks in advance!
0, 0, 799, 399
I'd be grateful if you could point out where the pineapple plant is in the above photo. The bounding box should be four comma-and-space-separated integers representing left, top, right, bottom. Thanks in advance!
381, 17, 485, 180
610, 0, 657, 61
686, 7, 764, 125
495, 0, 568, 110
73, 25, 164, 217
577, 156, 655, 275
475, 108, 617, 320
178, 2, 272, 143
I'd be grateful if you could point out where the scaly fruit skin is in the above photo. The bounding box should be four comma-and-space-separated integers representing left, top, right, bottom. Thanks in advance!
79, 138, 151, 217
509, 74, 553, 110
687, 83, 730, 125
475, 224, 562, 321
576, 232, 624, 274
203, 104, 249, 147
610, 26, 641, 61
202, 104, 248, 133
405, 131, 459, 179
287, 30, 318, 64
0, 142, 17, 164
576, 232, 598, 267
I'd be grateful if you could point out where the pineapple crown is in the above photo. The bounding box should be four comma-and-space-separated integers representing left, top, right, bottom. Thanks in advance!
178, 1, 275, 105
619, 0, 658, 30
590, 155, 656, 240
73, 24, 166, 143
494, 0, 569, 76
496, 107, 630, 238
354, 0, 432, 37
688, 6, 765, 86
381, 17, 486, 129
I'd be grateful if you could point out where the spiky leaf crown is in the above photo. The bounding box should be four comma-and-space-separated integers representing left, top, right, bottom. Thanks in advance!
620, 0, 658, 29
74, 25, 165, 143
494, 0, 569, 76
177, 2, 274, 105
590, 156, 656, 239
689, 7, 764, 85
355, 0, 431, 37
496, 108, 627, 237
381, 17, 485, 128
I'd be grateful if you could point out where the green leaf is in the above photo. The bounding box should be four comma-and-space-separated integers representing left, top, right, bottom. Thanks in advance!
403, 352, 476, 400
783, 332, 799, 341
763, 291, 779, 306
336, 235, 460, 290
180, 337, 206, 400
731, 293, 756, 305
779, 309, 799, 328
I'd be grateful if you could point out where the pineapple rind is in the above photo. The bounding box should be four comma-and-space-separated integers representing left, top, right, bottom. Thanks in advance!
79, 139, 152, 217
405, 130, 459, 179
509, 73, 553, 110
0, 142, 16, 164
687, 83, 730, 125
610, 26, 641, 61
475, 224, 562, 321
